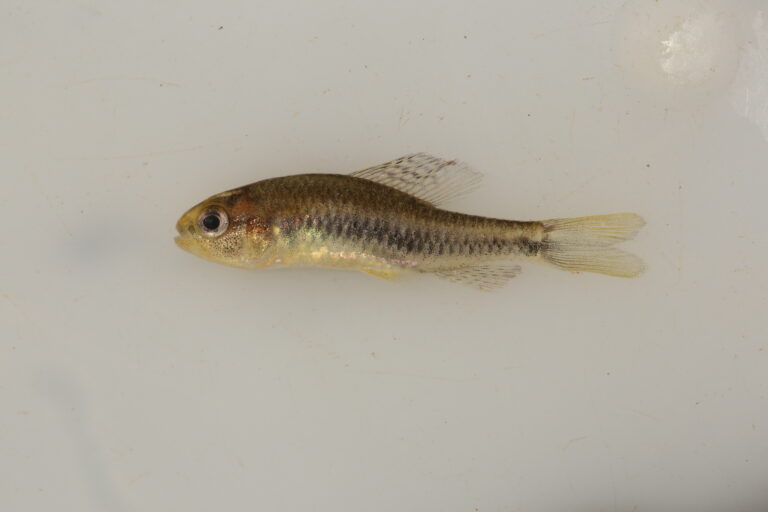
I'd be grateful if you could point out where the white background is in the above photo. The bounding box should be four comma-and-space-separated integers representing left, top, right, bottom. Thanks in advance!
2, 1, 767, 511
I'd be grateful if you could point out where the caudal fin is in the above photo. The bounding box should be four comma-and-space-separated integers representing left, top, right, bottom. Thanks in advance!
540, 213, 645, 278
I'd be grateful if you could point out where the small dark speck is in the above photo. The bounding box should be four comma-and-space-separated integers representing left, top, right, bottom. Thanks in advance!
527, 113, 531, 117
646, 163, 651, 168
218, 26, 223, 30
464, 35, 468, 39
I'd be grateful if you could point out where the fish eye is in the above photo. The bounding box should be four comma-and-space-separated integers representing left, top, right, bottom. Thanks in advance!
198, 208, 228, 237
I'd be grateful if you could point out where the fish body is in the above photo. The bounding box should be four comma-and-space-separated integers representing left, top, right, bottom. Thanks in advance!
175, 154, 644, 289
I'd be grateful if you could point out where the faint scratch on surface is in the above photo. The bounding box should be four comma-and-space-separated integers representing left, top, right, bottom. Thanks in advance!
67, 76, 182, 88
62, 146, 204, 161
43, 375, 131, 510
2, 292, 40, 335
127, 472, 150, 485
628, 409, 661, 422
30, 173, 73, 237
563, 435, 590, 450
730, 11, 768, 141
556, 167, 614, 202
659, 251, 681, 273
364, 370, 472, 383
676, 183, 684, 282
533, 19, 609, 39
398, 107, 410, 128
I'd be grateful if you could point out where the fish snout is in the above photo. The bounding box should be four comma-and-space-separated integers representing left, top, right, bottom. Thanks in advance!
174, 214, 196, 249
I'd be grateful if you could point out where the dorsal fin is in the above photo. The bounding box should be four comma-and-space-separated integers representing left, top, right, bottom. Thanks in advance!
350, 153, 482, 207
430, 263, 521, 291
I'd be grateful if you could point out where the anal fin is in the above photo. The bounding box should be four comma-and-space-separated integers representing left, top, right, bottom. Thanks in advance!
430, 263, 521, 291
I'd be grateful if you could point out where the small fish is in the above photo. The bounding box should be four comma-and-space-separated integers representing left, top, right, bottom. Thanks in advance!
175, 154, 644, 289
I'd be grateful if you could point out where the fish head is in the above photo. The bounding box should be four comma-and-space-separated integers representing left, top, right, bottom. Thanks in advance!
175, 186, 275, 268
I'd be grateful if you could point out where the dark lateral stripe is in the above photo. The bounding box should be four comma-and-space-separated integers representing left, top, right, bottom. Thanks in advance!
514, 237, 541, 256
374, 220, 388, 244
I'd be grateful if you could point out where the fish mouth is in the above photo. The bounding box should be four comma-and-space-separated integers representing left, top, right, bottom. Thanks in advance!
175, 233, 198, 254
175, 217, 192, 249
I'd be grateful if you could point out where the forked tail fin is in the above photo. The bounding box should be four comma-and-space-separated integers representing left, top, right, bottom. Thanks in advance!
540, 213, 645, 278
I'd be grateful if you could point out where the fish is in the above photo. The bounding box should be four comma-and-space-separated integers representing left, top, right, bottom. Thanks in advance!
175, 153, 644, 290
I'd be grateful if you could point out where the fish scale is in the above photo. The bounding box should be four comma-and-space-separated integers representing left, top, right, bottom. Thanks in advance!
266, 180, 538, 270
